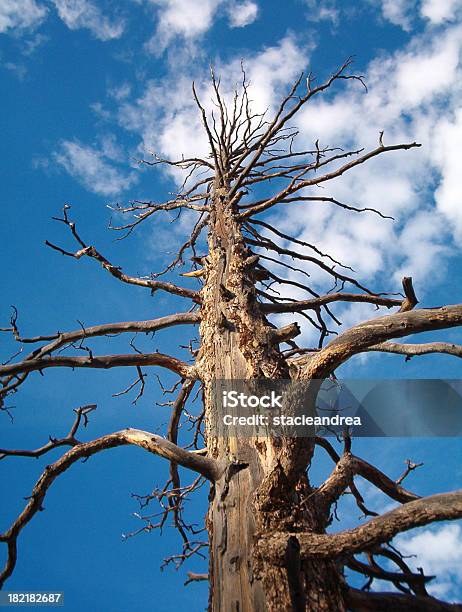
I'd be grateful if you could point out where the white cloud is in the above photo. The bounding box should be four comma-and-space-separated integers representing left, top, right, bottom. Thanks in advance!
118, 74, 208, 165
54, 139, 137, 196
0, 0, 47, 34
145, 0, 221, 53
145, 0, 260, 53
227, 0, 258, 28
119, 34, 308, 162
226, 35, 310, 112
396, 524, 462, 600
267, 22, 462, 299
113, 18, 461, 312
377, 0, 417, 30
305, 0, 339, 25
52, 0, 124, 40
432, 109, 462, 239
377, 0, 462, 29
393, 211, 450, 284
421, 0, 462, 25
392, 32, 460, 108
0, 0, 125, 40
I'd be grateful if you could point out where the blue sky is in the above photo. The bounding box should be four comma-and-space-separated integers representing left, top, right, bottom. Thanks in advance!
1, 0, 462, 609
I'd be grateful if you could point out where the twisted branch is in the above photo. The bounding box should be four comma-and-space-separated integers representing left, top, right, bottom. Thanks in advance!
0, 428, 222, 587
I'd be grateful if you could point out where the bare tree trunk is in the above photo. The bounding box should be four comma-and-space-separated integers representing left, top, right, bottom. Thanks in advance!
199, 191, 346, 610
4, 63, 462, 612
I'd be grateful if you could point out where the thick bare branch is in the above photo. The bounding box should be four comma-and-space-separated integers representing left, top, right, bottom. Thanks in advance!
399, 276, 419, 312
315, 452, 419, 515
261, 292, 402, 314
0, 352, 193, 379
0, 313, 199, 401
256, 490, 462, 562
242, 193, 394, 220
304, 304, 462, 379
2, 312, 199, 349
46, 241, 199, 301
184, 572, 208, 586
45, 207, 200, 301
366, 341, 462, 359
346, 587, 462, 611
166, 379, 198, 545
346, 556, 433, 596
0, 428, 222, 587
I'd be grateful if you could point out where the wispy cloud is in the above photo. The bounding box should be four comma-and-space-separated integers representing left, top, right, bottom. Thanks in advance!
144, 0, 260, 54
54, 138, 138, 196
376, 0, 417, 30
145, 0, 221, 54
227, 0, 258, 28
376, 0, 462, 30
51, 0, 124, 40
305, 0, 339, 25
0, 0, 124, 40
0, 0, 47, 34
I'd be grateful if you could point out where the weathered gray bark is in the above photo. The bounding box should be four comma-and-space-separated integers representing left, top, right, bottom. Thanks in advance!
198, 189, 346, 610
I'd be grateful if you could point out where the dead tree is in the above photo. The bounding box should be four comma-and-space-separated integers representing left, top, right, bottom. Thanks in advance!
2, 59, 462, 611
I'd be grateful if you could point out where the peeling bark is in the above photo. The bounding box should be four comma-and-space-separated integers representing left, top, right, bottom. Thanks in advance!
198, 189, 346, 611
